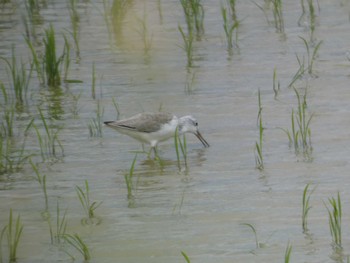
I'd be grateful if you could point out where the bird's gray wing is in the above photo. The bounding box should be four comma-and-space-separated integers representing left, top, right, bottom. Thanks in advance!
106, 112, 173, 133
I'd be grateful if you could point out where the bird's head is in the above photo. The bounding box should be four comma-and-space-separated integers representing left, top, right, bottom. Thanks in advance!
178, 116, 209, 147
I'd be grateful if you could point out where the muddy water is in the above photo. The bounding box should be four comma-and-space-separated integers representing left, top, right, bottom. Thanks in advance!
1, 0, 350, 262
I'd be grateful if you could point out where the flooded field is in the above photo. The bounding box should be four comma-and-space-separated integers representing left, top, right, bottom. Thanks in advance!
1, 0, 350, 262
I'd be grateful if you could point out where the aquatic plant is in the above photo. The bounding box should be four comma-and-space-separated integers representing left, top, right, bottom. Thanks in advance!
284, 242, 292, 263
302, 184, 315, 232
136, 12, 153, 55
91, 62, 96, 99
43, 24, 64, 87
48, 202, 68, 244
255, 90, 264, 170
221, 5, 239, 51
25, 37, 45, 84
272, 0, 284, 33
283, 88, 312, 154
181, 251, 191, 263
178, 25, 194, 67
76, 180, 102, 223
241, 223, 259, 249
174, 127, 187, 170
0, 46, 32, 105
112, 97, 120, 119
88, 100, 104, 137
0, 209, 23, 263
326, 192, 342, 249
227, 0, 237, 22
299, 0, 319, 41
180, 0, 204, 37
68, 0, 80, 57
33, 107, 64, 161
64, 234, 91, 261
273, 67, 280, 98
30, 160, 49, 211
124, 154, 137, 207
185, 70, 196, 94
62, 34, 71, 82
299, 36, 322, 75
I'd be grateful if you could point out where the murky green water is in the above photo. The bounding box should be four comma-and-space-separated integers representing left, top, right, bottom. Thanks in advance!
1, 0, 350, 262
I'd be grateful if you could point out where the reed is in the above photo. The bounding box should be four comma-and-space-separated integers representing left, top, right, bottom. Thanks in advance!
181, 251, 191, 263
43, 24, 64, 87
178, 25, 194, 67
88, 100, 104, 137
33, 107, 64, 161
64, 234, 91, 261
255, 89, 264, 170
221, 5, 239, 51
0, 46, 32, 105
284, 242, 292, 263
0, 209, 23, 263
302, 184, 315, 232
30, 160, 49, 211
326, 192, 342, 249
76, 180, 102, 222
241, 223, 259, 249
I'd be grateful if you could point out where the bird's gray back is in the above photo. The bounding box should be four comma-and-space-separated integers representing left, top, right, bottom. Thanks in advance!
113, 112, 174, 133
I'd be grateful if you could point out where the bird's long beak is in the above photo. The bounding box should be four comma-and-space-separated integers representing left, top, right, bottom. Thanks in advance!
195, 131, 210, 148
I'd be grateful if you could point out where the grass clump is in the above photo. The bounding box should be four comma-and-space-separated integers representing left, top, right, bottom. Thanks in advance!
64, 233, 91, 261
302, 184, 315, 232
88, 100, 104, 137
272, 0, 284, 33
32, 107, 64, 161
180, 0, 204, 37
178, 25, 194, 68
221, 5, 239, 52
0, 209, 24, 263
0, 46, 32, 105
44, 25, 64, 87
30, 160, 49, 212
325, 192, 342, 249
76, 180, 102, 225
47, 202, 68, 245
283, 88, 312, 155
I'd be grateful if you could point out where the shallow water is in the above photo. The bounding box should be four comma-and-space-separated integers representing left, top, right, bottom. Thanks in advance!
1, 0, 350, 262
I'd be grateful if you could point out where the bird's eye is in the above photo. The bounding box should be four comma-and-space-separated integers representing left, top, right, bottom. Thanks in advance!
195, 122, 198, 126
